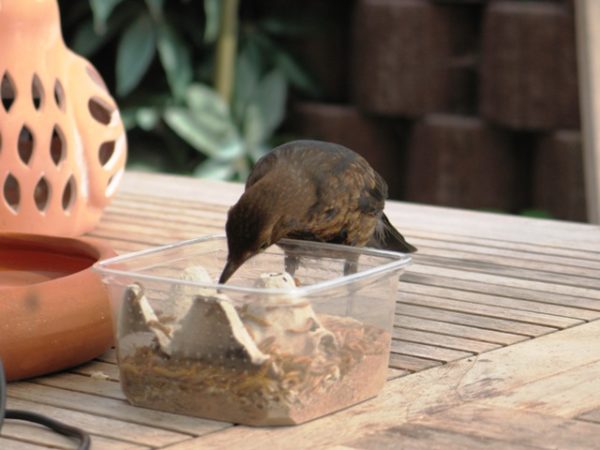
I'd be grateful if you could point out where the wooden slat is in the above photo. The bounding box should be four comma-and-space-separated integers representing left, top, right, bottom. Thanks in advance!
111, 190, 600, 268
112, 192, 230, 213
392, 327, 501, 354
105, 195, 600, 275
404, 226, 600, 261
577, 407, 600, 424
400, 282, 600, 321
108, 195, 228, 217
407, 264, 600, 300
108, 194, 600, 288
32, 373, 126, 400
402, 272, 600, 312
391, 340, 473, 363
5, 398, 190, 448
407, 234, 600, 270
73, 361, 120, 381
478, 360, 600, 418
101, 208, 224, 232
118, 172, 242, 207
387, 368, 410, 380
1, 422, 149, 450
345, 424, 542, 450
386, 205, 600, 250
396, 304, 556, 336
117, 171, 600, 252
118, 172, 240, 199
415, 403, 600, 450
393, 315, 527, 345
388, 353, 441, 372
8, 382, 229, 436
416, 244, 600, 279
417, 255, 600, 291
0, 436, 58, 450
400, 292, 581, 329
106, 193, 600, 280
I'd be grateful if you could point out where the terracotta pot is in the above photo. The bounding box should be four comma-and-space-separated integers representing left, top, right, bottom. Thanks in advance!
0, 0, 127, 236
0, 233, 116, 381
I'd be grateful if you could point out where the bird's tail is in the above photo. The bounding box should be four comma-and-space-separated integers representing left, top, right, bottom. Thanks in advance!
371, 213, 417, 253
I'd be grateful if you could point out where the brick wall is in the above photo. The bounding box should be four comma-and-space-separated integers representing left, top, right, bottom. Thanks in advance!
281, 0, 585, 221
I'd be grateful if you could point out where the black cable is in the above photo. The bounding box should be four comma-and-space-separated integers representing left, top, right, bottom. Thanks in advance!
0, 358, 91, 450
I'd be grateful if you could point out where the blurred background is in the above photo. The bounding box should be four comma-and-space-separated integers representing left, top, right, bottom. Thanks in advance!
57, 0, 583, 221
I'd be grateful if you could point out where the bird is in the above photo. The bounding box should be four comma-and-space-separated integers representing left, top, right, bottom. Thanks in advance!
219, 140, 417, 284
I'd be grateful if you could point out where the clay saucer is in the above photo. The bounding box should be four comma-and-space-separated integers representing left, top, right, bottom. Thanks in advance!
0, 233, 116, 381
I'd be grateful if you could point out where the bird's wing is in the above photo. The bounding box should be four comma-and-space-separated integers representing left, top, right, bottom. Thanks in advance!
302, 152, 387, 245
357, 169, 387, 216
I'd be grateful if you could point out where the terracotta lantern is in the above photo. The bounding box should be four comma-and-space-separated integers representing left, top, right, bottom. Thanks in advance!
0, 0, 127, 236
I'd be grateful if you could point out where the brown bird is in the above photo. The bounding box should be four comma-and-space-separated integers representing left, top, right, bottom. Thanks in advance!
219, 140, 416, 283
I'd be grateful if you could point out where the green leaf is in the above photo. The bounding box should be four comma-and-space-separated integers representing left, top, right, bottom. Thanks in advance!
194, 158, 236, 180
120, 108, 137, 130
243, 69, 287, 147
258, 16, 318, 37
116, 13, 157, 97
203, 0, 221, 44
243, 103, 264, 149
186, 84, 230, 122
136, 107, 160, 130
255, 69, 287, 138
157, 24, 193, 100
274, 50, 319, 97
163, 106, 242, 160
248, 143, 269, 163
72, 19, 109, 56
145, 0, 164, 21
90, 0, 124, 34
71, 3, 138, 56
164, 108, 220, 155
233, 47, 260, 122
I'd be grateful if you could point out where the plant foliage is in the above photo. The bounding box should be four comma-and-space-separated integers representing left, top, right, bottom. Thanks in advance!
58, 0, 318, 180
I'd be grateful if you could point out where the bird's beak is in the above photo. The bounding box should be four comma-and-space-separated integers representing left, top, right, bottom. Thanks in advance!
219, 258, 242, 284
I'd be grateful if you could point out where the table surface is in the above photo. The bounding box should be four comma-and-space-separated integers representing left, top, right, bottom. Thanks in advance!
4, 171, 600, 449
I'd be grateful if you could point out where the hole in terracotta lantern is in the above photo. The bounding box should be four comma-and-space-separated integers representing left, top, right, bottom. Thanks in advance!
62, 176, 76, 212
18, 126, 34, 165
54, 79, 65, 110
86, 65, 108, 91
99, 141, 115, 166
50, 126, 66, 165
88, 97, 114, 125
4, 174, 20, 212
31, 74, 44, 110
1, 72, 16, 112
34, 177, 50, 212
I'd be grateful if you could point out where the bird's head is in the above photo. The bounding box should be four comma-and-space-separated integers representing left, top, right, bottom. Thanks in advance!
219, 191, 286, 284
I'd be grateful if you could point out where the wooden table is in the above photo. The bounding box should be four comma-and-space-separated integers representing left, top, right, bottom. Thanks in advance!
3, 171, 600, 449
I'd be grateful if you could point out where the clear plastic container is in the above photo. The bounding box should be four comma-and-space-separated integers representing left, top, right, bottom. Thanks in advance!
94, 235, 411, 426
